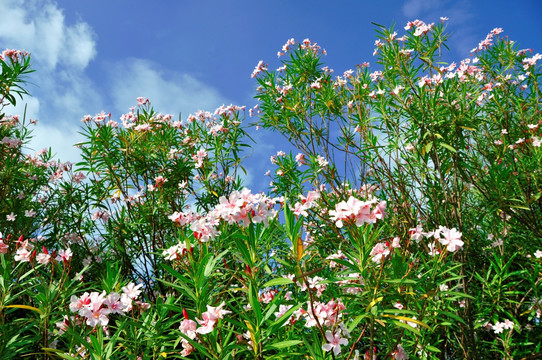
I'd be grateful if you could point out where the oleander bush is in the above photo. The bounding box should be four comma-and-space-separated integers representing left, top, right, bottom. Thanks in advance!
0, 18, 541, 359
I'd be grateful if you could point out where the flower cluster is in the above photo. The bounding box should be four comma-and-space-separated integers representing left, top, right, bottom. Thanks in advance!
178, 302, 231, 356
409, 225, 464, 253
329, 196, 387, 228
251, 60, 268, 78
491, 319, 515, 334
471, 27, 503, 53
165, 189, 280, 252
68, 283, 144, 327
0, 48, 29, 62
404, 19, 434, 37
370, 238, 401, 263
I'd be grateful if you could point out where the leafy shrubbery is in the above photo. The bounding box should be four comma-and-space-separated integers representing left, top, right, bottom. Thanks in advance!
1, 19, 541, 359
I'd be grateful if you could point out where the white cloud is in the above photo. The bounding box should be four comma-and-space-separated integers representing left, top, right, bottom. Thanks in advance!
108, 58, 230, 118
0, 0, 234, 171
0, 0, 96, 70
6, 96, 40, 122
402, 0, 442, 19
0, 0, 99, 164
27, 121, 83, 164
63, 22, 97, 70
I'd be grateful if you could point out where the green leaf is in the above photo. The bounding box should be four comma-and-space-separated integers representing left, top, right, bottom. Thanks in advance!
270, 304, 302, 330
348, 313, 367, 333
392, 320, 421, 336
3, 304, 43, 315
269, 340, 303, 349
205, 250, 228, 277
437, 310, 466, 324
439, 142, 457, 153
381, 314, 431, 330
262, 278, 294, 288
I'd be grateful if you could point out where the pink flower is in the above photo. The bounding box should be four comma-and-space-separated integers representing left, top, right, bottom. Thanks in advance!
310, 79, 322, 89
322, 330, 348, 355
293, 191, 320, 217
14, 247, 32, 262
491, 27, 504, 35
301, 276, 327, 297
251, 60, 268, 78
162, 243, 187, 260
91, 210, 110, 222
80, 292, 111, 327
195, 301, 231, 334
134, 124, 151, 132
0, 234, 8, 254
122, 283, 143, 300
392, 344, 408, 359
428, 242, 440, 256
120, 293, 134, 312
284, 291, 293, 301
154, 175, 168, 188
179, 319, 198, 339
180, 340, 195, 356
326, 250, 345, 268
104, 292, 127, 315
292, 202, 309, 217
136, 97, 149, 106
196, 312, 216, 334
36, 252, 51, 265
316, 155, 328, 168
492, 321, 505, 334
56, 248, 73, 262
190, 217, 220, 242
370, 242, 390, 263
370, 201, 387, 222
329, 196, 370, 228
260, 289, 277, 303
69, 292, 91, 313
412, 21, 434, 37
6, 213, 16, 221
192, 148, 208, 168
409, 225, 425, 242
502, 319, 514, 330
0, 240, 8, 254
205, 301, 231, 321
301, 191, 320, 208
274, 304, 293, 323
55, 315, 70, 335
438, 227, 464, 252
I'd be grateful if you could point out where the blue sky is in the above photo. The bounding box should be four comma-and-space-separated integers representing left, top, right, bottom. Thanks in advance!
1, 0, 542, 191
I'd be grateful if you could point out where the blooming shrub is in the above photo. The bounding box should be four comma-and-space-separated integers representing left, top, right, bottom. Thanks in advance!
0, 18, 541, 360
